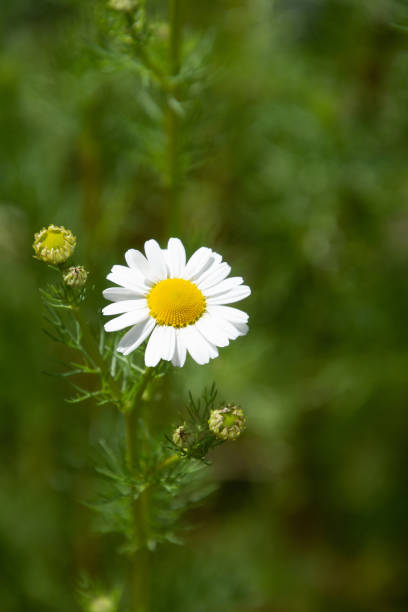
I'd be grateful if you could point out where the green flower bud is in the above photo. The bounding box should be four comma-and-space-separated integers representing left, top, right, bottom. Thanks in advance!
89, 596, 115, 612
172, 424, 194, 449
150, 22, 169, 41
63, 265, 88, 288
208, 404, 246, 441
33, 224, 76, 264
108, 0, 137, 11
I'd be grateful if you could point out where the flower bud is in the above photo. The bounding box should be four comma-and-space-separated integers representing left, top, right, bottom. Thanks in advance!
33, 224, 76, 264
108, 0, 137, 11
208, 404, 246, 441
172, 424, 194, 449
89, 596, 115, 612
150, 22, 169, 41
63, 265, 88, 288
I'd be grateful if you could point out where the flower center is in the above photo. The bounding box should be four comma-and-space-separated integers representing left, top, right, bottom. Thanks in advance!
147, 278, 206, 327
41, 229, 66, 249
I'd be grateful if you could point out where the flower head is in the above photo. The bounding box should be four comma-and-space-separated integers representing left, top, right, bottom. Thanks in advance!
208, 404, 246, 441
33, 224, 76, 264
102, 238, 250, 367
172, 424, 194, 449
63, 265, 88, 288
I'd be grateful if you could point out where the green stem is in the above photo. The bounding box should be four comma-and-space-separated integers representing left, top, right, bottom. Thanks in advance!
71, 306, 122, 404
123, 366, 154, 414
157, 452, 180, 471
125, 411, 150, 612
169, 0, 181, 76
124, 367, 154, 612
165, 0, 182, 237
125, 13, 171, 92
139, 0, 146, 24
125, 410, 136, 468
138, 45, 171, 91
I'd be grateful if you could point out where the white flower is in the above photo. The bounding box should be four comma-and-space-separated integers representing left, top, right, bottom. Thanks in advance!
102, 238, 251, 367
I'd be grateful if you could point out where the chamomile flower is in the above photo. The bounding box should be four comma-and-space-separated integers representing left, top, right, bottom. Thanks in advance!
102, 238, 251, 367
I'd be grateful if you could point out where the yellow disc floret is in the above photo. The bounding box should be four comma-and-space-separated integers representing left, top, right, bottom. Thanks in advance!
147, 278, 206, 328
33, 224, 76, 264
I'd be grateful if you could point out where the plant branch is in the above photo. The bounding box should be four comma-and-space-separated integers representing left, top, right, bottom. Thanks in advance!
165, 0, 182, 237
124, 366, 154, 612
71, 305, 122, 405
169, 0, 181, 76
157, 453, 180, 471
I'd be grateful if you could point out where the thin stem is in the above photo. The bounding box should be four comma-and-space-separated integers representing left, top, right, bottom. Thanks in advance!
124, 367, 154, 612
125, 410, 149, 612
157, 452, 180, 471
139, 0, 146, 25
125, 13, 171, 92
125, 410, 136, 468
123, 366, 154, 413
137, 44, 171, 91
165, 0, 182, 237
71, 306, 122, 404
169, 0, 181, 76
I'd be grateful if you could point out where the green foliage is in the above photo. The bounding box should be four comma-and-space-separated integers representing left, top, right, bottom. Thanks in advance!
40, 266, 163, 412
39, 262, 223, 589
78, 574, 120, 612
88, 439, 136, 548
168, 383, 223, 460
89, 390, 221, 554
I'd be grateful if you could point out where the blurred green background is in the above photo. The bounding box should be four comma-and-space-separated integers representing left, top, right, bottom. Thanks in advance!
2, 0, 408, 610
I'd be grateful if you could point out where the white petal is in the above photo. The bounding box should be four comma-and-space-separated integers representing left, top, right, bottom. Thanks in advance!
207, 310, 248, 340
107, 267, 148, 294
117, 318, 156, 356
194, 251, 222, 281
234, 322, 249, 336
195, 252, 224, 279
207, 305, 249, 324
144, 239, 167, 281
189, 251, 221, 283
166, 238, 186, 278
203, 276, 244, 297
195, 312, 230, 347
212, 253, 223, 265
110, 264, 151, 289
206, 285, 251, 305
103, 287, 141, 302
196, 262, 231, 291
102, 299, 148, 316
145, 325, 168, 367
172, 329, 187, 367
161, 326, 176, 361
104, 310, 149, 332
183, 247, 212, 280
182, 325, 218, 365
124, 249, 154, 284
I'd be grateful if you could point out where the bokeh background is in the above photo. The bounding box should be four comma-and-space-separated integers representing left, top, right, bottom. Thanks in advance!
2, 0, 408, 610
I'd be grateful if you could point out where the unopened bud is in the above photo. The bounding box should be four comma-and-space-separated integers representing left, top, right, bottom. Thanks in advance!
151, 22, 169, 41
208, 404, 246, 441
108, 0, 137, 11
89, 596, 115, 612
63, 265, 88, 288
172, 424, 194, 449
33, 224, 76, 264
